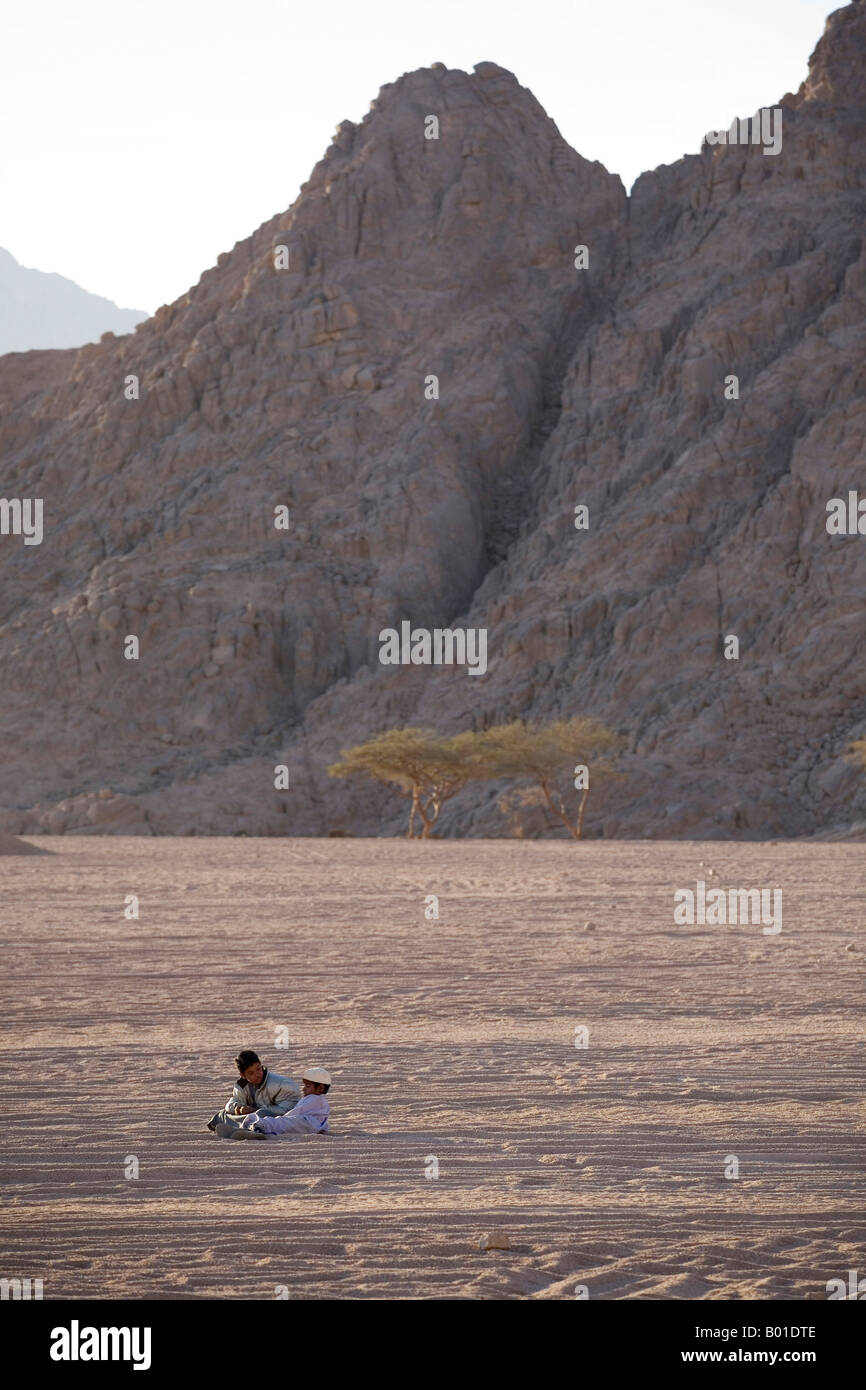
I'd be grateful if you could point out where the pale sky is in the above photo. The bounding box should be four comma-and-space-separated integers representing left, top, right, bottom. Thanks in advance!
0, 0, 840, 314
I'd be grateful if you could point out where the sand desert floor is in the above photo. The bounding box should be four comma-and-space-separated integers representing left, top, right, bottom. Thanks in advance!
1, 836, 863, 1301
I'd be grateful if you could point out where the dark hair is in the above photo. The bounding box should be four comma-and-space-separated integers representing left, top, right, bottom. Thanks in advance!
320, 1084, 330, 1094
235, 1050, 261, 1073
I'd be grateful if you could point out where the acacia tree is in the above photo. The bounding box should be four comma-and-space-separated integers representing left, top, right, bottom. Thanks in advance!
328, 727, 478, 838
471, 716, 624, 839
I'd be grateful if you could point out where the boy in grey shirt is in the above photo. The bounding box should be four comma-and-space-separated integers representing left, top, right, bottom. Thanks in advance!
206, 1049, 300, 1133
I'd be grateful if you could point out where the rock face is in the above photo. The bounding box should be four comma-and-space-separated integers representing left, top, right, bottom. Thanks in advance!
0, 5, 864, 840
0, 247, 148, 354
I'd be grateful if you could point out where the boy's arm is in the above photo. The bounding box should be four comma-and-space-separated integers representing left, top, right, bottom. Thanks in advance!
224, 1082, 248, 1115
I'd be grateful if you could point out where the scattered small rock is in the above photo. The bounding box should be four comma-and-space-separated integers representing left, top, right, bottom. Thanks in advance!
479, 1228, 512, 1251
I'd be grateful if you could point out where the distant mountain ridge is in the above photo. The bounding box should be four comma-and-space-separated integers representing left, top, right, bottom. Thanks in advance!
0, 246, 148, 354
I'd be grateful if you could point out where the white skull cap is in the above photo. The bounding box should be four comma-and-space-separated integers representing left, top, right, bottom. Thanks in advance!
302, 1066, 331, 1087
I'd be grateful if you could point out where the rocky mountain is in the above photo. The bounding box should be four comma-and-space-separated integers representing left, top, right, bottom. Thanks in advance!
0, 2, 864, 839
0, 247, 148, 354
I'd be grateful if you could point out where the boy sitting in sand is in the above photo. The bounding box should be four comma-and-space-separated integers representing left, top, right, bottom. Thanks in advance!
207, 1049, 301, 1133
214, 1067, 331, 1140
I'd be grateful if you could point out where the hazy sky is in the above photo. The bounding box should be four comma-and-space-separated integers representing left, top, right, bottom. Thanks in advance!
1, 0, 839, 314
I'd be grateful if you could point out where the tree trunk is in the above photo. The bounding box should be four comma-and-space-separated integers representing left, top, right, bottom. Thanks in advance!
419, 796, 440, 839
407, 784, 420, 839
576, 785, 590, 840
539, 779, 579, 839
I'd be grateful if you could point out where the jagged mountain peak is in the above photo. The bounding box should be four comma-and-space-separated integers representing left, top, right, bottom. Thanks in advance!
792, 0, 866, 107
